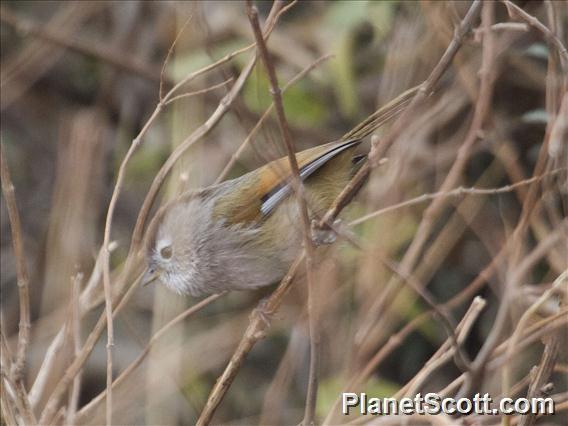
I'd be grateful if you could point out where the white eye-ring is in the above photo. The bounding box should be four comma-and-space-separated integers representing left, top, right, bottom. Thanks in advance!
160, 245, 172, 259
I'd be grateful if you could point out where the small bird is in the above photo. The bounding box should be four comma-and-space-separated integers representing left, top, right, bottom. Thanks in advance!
143, 139, 365, 296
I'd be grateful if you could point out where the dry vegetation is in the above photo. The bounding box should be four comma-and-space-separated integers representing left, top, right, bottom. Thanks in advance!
0, 1, 567, 425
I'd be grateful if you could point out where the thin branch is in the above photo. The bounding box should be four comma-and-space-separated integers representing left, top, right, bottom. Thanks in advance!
0, 329, 36, 425
159, 14, 193, 101
502, 0, 568, 67
502, 270, 567, 401
163, 77, 234, 106
377, 253, 471, 373
38, 272, 143, 425
29, 242, 118, 409
0, 143, 31, 385
245, 2, 318, 424
437, 308, 568, 399
397, 296, 486, 399
158, 0, 297, 114
66, 273, 83, 426
0, 378, 18, 426
519, 338, 560, 426
75, 292, 225, 422
350, 168, 565, 227
458, 224, 566, 400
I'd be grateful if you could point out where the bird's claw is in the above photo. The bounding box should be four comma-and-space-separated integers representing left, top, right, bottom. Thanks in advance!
311, 219, 340, 245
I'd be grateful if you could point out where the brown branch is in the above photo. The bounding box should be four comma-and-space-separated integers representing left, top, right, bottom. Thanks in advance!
0, 378, 18, 426
245, 2, 319, 424
0, 328, 36, 425
322, 234, 516, 425
518, 337, 560, 426
437, 308, 568, 399
163, 77, 234, 106
502, 270, 567, 401
397, 296, 486, 399
159, 14, 193, 101
0, 143, 31, 386
457, 0, 562, 393
29, 242, 117, 408
502, 0, 568, 68
458, 224, 566, 399
377, 253, 471, 373
66, 273, 83, 426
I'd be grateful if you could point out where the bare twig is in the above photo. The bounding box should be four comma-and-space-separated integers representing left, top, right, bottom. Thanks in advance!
0, 143, 31, 385
397, 296, 486, 399
245, 2, 319, 423
502, 270, 567, 401
323, 297, 487, 424
0, 329, 36, 425
159, 14, 193, 101
0, 378, 18, 426
29, 242, 117, 409
1, 328, 18, 426
458, 224, 566, 400
437, 308, 568, 399
350, 168, 565, 227
519, 337, 560, 426
163, 77, 234, 106
502, 0, 568, 67
377, 254, 471, 373
66, 273, 83, 426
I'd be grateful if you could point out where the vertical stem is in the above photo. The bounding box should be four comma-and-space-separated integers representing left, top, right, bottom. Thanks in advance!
245, 2, 319, 423
0, 143, 31, 385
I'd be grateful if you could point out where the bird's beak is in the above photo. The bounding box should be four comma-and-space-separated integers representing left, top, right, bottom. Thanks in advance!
141, 267, 160, 287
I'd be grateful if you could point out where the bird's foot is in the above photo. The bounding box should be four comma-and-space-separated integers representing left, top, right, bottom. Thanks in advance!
311, 219, 341, 245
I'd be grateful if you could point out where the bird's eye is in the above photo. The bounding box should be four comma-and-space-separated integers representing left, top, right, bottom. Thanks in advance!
160, 245, 172, 259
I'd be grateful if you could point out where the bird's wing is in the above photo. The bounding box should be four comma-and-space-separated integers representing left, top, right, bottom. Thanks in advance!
213, 139, 362, 225
259, 139, 362, 217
